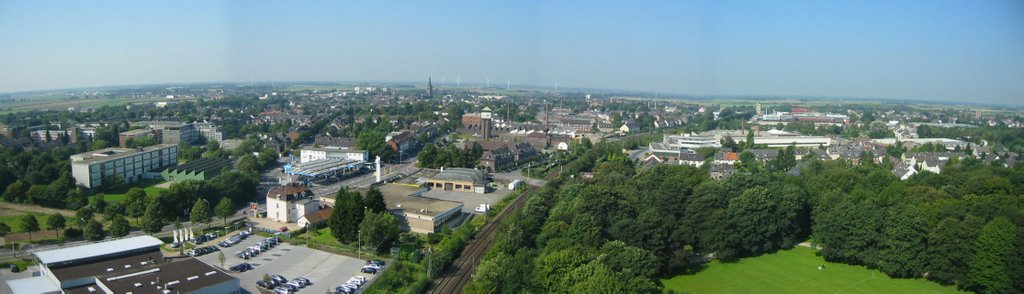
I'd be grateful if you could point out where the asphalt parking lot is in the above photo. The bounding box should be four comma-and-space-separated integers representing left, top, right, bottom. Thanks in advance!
194, 234, 377, 294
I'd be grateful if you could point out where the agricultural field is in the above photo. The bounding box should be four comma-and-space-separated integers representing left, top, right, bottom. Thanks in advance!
662, 247, 962, 294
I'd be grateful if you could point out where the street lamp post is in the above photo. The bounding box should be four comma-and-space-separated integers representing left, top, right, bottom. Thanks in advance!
358, 206, 366, 260
201, 198, 210, 231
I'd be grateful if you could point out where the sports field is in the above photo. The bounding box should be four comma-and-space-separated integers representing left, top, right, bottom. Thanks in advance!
662, 247, 962, 293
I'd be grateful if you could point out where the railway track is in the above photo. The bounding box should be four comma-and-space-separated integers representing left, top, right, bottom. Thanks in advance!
426, 170, 561, 293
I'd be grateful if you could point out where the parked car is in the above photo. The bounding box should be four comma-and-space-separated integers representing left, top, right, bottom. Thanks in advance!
229, 263, 252, 272
294, 277, 312, 286
270, 275, 288, 284
280, 283, 298, 292
360, 266, 378, 274
274, 286, 292, 294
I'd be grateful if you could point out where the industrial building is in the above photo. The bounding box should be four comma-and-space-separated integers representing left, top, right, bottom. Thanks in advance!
193, 122, 223, 143
70, 144, 178, 189
131, 121, 200, 145
118, 128, 160, 147
4, 235, 239, 294
421, 168, 489, 194
369, 184, 464, 234
660, 130, 832, 150
160, 157, 233, 182
299, 146, 368, 163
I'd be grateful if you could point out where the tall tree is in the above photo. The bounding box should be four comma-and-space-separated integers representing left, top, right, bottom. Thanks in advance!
965, 217, 1016, 293
75, 206, 94, 227
109, 216, 130, 238
925, 216, 980, 285
190, 199, 211, 229
123, 187, 148, 218
328, 188, 365, 243
363, 188, 387, 213
46, 213, 66, 238
0, 222, 10, 239
744, 130, 755, 150
83, 219, 105, 241
215, 197, 234, 227
19, 214, 40, 242
92, 194, 108, 213
358, 211, 401, 254
141, 201, 166, 234
878, 205, 928, 278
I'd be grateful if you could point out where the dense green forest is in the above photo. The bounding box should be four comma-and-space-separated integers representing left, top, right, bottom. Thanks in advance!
465, 141, 1024, 293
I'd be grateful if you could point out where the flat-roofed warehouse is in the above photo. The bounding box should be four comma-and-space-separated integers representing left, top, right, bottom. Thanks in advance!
421, 168, 489, 194
4, 235, 239, 294
160, 157, 234, 182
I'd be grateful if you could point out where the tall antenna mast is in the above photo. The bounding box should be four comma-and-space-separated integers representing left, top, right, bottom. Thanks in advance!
441, 77, 446, 87
456, 76, 461, 88
506, 80, 510, 90
554, 81, 559, 93
486, 78, 491, 88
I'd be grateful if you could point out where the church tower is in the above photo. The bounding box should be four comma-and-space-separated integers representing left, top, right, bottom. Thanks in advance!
427, 77, 434, 98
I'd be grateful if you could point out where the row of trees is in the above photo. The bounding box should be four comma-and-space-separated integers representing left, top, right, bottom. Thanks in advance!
416, 143, 482, 169
327, 187, 399, 254
466, 138, 1024, 293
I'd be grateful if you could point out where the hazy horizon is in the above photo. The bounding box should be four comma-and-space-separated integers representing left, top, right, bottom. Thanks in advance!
1, 1, 1022, 104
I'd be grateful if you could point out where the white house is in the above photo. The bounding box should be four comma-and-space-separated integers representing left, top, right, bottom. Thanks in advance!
266, 183, 319, 223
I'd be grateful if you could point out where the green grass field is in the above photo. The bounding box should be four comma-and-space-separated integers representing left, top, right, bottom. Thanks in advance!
662, 247, 962, 294
96, 180, 167, 203
0, 213, 47, 233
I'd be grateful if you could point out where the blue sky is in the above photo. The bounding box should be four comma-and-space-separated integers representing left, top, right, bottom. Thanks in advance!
0, 0, 1021, 104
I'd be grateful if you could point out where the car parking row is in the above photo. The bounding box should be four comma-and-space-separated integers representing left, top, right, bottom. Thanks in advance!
335, 276, 368, 294
359, 259, 385, 275
187, 246, 219, 257
257, 274, 313, 293
232, 236, 280, 260
218, 230, 252, 247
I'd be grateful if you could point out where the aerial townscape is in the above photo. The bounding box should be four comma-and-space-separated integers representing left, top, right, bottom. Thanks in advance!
1, 1, 1022, 294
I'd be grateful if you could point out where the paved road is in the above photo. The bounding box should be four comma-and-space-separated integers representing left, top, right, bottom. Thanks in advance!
0, 213, 249, 259
490, 165, 547, 187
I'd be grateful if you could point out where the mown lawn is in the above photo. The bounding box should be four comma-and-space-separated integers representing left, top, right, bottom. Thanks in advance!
661, 247, 963, 294
96, 180, 167, 203
0, 212, 47, 233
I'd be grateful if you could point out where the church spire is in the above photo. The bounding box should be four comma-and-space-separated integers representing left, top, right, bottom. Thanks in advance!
427, 76, 434, 98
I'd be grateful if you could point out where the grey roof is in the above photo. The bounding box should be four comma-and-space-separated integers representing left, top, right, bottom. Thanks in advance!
892, 161, 917, 177
70, 144, 177, 165
679, 153, 704, 162
163, 157, 233, 175
286, 158, 364, 177
710, 164, 736, 173
431, 168, 488, 185
34, 235, 163, 265
748, 149, 780, 160
4, 276, 61, 294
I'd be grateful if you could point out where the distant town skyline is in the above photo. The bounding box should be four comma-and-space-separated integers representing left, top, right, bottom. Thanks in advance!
0, 1, 1021, 104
